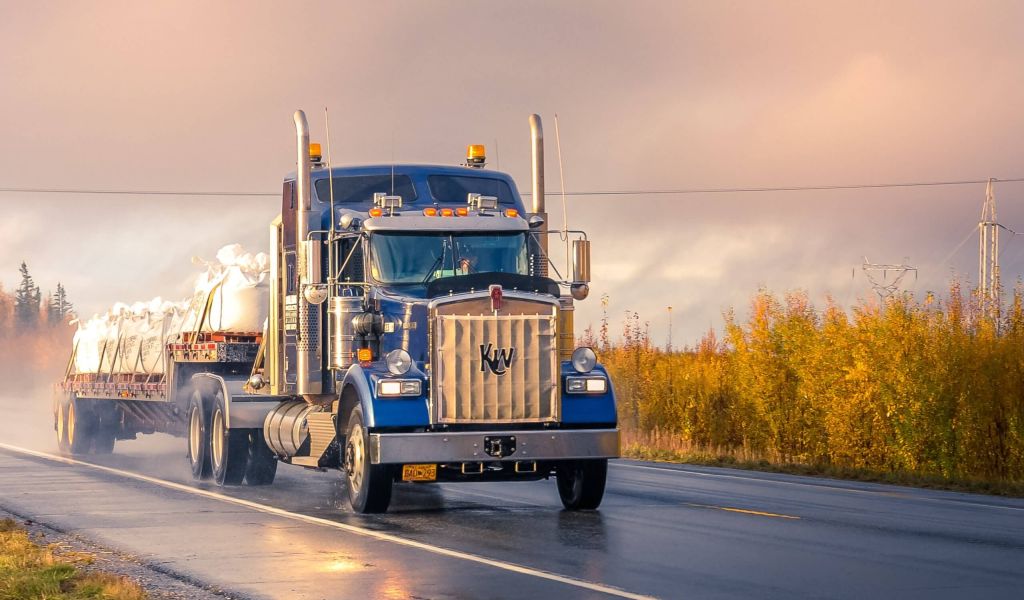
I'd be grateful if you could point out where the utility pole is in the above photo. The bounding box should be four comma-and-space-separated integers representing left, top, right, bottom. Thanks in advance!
862, 257, 917, 302
979, 178, 1000, 319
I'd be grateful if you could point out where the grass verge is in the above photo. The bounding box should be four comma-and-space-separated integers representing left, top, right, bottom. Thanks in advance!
0, 518, 146, 600
621, 434, 1024, 498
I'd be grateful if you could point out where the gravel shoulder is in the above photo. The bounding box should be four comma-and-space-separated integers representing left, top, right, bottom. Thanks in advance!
0, 507, 243, 600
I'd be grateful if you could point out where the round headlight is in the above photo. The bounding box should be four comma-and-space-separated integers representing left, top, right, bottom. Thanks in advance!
571, 347, 597, 373
385, 349, 413, 375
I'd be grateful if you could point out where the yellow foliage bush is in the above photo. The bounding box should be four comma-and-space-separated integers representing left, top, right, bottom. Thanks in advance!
601, 285, 1024, 484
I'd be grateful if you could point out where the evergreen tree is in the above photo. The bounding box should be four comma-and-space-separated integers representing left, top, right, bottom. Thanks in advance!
14, 261, 41, 332
47, 283, 72, 325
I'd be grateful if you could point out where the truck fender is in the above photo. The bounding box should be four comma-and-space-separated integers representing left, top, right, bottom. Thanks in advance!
337, 364, 376, 431
190, 373, 233, 428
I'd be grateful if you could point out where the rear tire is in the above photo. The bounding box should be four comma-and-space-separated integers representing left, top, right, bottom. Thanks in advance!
187, 392, 212, 481
56, 395, 71, 454
210, 393, 248, 486
67, 396, 96, 456
244, 430, 278, 486
343, 406, 392, 513
91, 400, 118, 455
556, 459, 608, 510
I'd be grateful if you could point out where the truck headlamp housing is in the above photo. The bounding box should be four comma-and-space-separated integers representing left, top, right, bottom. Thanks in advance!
571, 347, 597, 373
566, 376, 608, 394
377, 379, 422, 397
385, 349, 413, 375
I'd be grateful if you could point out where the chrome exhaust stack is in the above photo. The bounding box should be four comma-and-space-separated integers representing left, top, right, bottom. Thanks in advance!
529, 114, 548, 277
293, 110, 322, 397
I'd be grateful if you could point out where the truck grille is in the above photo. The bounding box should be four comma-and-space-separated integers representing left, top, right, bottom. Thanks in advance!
433, 311, 559, 424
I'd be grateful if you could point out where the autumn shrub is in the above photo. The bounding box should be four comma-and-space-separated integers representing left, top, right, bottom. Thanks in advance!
602, 284, 1024, 484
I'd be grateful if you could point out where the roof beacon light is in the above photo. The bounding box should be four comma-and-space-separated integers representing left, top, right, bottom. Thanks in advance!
466, 144, 486, 168
467, 193, 499, 211
309, 143, 324, 167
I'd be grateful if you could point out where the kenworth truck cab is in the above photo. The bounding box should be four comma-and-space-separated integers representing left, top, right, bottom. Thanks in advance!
56, 110, 618, 513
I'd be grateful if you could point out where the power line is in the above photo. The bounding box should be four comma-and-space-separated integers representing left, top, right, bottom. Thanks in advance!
1, 176, 1023, 199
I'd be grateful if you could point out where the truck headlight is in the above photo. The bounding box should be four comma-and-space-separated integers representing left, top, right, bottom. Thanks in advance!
385, 349, 413, 375
566, 376, 607, 394
377, 379, 422, 397
571, 347, 597, 373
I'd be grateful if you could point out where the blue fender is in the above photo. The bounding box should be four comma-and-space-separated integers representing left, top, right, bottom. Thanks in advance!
338, 364, 430, 429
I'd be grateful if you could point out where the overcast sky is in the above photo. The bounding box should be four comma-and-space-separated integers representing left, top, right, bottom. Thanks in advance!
2, 1, 1023, 345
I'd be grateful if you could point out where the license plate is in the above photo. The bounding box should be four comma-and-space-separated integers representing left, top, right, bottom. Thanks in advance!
402, 464, 437, 481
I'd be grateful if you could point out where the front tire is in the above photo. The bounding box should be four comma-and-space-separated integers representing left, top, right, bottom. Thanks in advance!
343, 406, 392, 513
210, 393, 249, 486
556, 459, 608, 510
187, 392, 212, 481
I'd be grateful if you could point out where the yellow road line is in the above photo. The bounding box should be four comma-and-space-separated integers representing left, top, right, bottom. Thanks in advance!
685, 502, 800, 520
0, 442, 656, 600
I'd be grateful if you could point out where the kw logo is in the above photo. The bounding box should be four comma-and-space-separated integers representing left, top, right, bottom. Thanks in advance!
479, 343, 516, 375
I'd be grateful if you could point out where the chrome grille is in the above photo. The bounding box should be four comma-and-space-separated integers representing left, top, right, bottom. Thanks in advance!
433, 311, 559, 424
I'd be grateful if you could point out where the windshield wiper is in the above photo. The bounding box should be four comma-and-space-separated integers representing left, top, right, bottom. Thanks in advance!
420, 254, 445, 285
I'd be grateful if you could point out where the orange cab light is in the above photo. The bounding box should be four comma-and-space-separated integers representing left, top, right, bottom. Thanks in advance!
368, 207, 384, 218
504, 208, 519, 218
357, 348, 373, 363
455, 207, 469, 217
423, 207, 438, 217
309, 143, 322, 161
440, 208, 455, 217
467, 144, 486, 160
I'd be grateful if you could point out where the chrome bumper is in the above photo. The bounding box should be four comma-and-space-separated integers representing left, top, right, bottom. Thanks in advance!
368, 429, 619, 464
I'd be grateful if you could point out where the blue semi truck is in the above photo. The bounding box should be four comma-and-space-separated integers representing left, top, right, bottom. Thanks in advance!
57, 110, 619, 513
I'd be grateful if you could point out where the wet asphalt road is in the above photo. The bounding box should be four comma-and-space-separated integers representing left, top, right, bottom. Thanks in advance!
1, 404, 1023, 599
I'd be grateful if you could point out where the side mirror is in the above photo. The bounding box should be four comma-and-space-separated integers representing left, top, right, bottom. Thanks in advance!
528, 215, 545, 229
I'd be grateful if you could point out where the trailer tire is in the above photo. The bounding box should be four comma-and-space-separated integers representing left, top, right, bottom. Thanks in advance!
187, 392, 212, 480
210, 393, 248, 486
244, 430, 278, 486
67, 396, 97, 456
56, 395, 71, 453
91, 400, 118, 455
343, 406, 392, 513
556, 459, 608, 510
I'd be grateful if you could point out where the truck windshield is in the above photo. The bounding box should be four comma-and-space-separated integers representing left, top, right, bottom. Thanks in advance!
369, 232, 529, 285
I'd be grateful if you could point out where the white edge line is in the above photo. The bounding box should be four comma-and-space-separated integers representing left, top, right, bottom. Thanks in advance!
0, 443, 656, 600
613, 461, 1024, 512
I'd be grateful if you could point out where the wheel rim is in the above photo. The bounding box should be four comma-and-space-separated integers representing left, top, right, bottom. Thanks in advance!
211, 409, 224, 471
57, 402, 65, 443
347, 423, 365, 493
67, 402, 76, 446
189, 406, 202, 463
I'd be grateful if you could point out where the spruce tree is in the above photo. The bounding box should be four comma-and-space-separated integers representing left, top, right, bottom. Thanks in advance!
48, 283, 72, 325
14, 261, 41, 332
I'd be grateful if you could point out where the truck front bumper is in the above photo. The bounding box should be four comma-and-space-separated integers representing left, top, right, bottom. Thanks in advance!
368, 428, 619, 464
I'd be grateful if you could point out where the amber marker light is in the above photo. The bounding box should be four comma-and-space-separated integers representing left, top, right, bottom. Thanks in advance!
357, 348, 373, 363
368, 207, 384, 218
423, 207, 438, 216
504, 208, 519, 218
455, 207, 469, 217
440, 208, 455, 217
